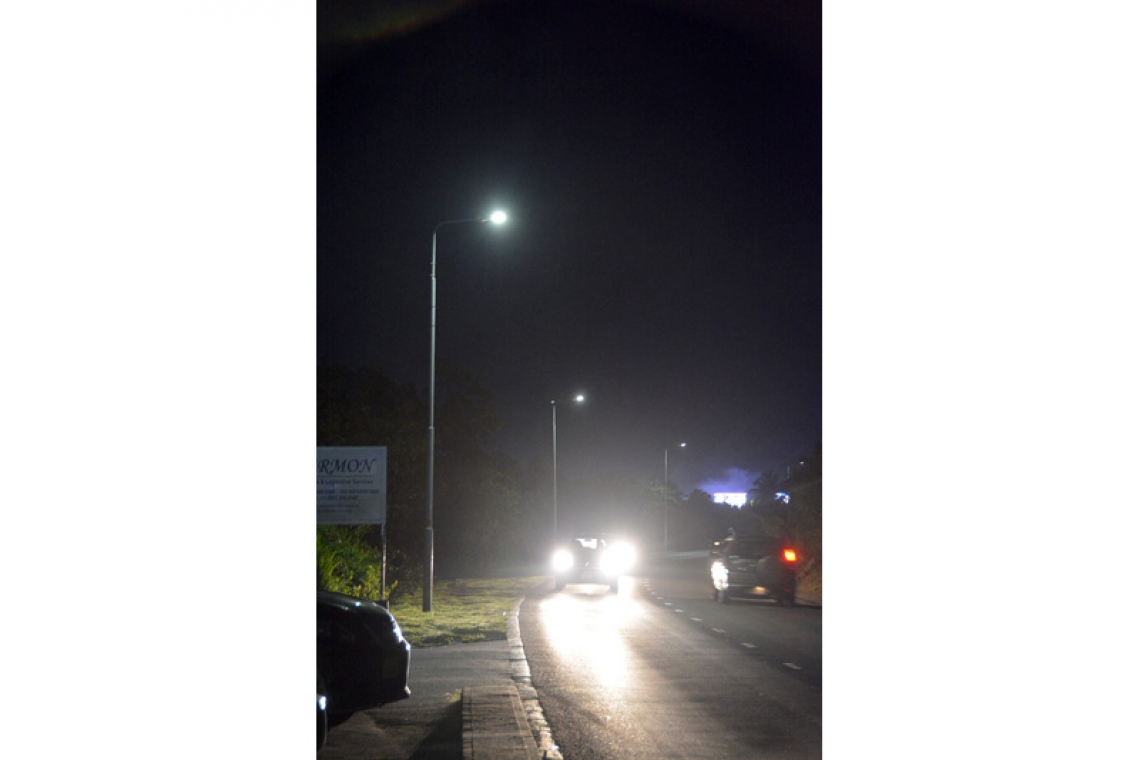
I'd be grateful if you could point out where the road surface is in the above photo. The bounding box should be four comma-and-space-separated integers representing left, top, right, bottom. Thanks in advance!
519, 552, 822, 759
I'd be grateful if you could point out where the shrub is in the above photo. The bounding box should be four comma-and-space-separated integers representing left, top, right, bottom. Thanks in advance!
317, 526, 387, 599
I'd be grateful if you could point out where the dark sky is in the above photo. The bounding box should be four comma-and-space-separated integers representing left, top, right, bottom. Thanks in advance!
318, 0, 821, 493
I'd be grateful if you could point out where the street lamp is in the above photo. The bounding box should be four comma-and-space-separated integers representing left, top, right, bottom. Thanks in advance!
425, 210, 508, 612
664, 442, 687, 551
552, 393, 585, 545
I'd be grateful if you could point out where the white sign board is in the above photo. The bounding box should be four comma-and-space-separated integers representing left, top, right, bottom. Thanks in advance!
317, 447, 387, 525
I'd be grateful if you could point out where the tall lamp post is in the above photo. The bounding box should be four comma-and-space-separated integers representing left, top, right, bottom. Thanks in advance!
425, 210, 507, 612
552, 393, 585, 545
664, 442, 687, 550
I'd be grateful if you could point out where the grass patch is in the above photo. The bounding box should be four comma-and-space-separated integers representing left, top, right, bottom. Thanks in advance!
388, 576, 547, 648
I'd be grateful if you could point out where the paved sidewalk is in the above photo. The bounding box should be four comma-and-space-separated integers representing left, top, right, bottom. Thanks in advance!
319, 596, 550, 760
463, 685, 540, 760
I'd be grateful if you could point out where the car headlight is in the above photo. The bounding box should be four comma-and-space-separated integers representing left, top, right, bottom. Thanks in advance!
552, 549, 574, 572
601, 541, 636, 575
711, 561, 728, 584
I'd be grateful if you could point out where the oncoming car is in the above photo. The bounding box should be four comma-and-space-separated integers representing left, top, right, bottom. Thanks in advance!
317, 590, 411, 730
710, 535, 798, 606
552, 535, 636, 592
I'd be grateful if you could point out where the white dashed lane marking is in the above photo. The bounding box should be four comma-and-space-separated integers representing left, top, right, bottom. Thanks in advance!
646, 590, 817, 667
648, 593, 779, 657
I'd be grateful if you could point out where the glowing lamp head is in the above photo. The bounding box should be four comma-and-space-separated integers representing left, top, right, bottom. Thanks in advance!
488, 210, 507, 225
783, 548, 798, 563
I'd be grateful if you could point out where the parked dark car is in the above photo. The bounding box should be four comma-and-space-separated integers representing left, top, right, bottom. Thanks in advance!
710, 535, 798, 606
317, 590, 411, 729
552, 535, 636, 592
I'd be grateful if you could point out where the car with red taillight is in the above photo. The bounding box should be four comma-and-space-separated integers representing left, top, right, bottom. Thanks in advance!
710, 535, 798, 606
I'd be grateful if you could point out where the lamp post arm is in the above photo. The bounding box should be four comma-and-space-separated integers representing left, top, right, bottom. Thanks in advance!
434, 217, 491, 236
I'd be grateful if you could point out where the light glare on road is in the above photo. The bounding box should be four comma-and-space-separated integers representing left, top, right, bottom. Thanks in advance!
539, 592, 641, 689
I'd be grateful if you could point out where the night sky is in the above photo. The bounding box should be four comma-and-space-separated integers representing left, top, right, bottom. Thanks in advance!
318, 0, 821, 493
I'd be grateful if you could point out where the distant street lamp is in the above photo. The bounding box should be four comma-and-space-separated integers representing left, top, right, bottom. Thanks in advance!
552, 393, 586, 544
424, 210, 508, 612
664, 442, 687, 551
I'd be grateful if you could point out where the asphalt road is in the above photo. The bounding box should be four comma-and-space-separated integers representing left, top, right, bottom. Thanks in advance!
519, 554, 822, 759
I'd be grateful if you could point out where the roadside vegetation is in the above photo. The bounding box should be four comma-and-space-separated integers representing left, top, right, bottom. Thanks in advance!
388, 576, 546, 647
318, 525, 387, 599
317, 524, 545, 646
317, 364, 823, 621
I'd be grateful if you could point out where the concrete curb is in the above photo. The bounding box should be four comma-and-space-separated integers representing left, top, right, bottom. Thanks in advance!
460, 579, 560, 760
796, 587, 822, 607
507, 588, 563, 760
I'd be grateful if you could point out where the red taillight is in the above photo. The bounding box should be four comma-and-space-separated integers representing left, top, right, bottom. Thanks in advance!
783, 549, 797, 562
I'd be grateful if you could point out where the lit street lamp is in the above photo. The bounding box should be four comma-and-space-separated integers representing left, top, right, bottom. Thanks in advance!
425, 210, 508, 612
552, 393, 585, 544
664, 442, 687, 551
